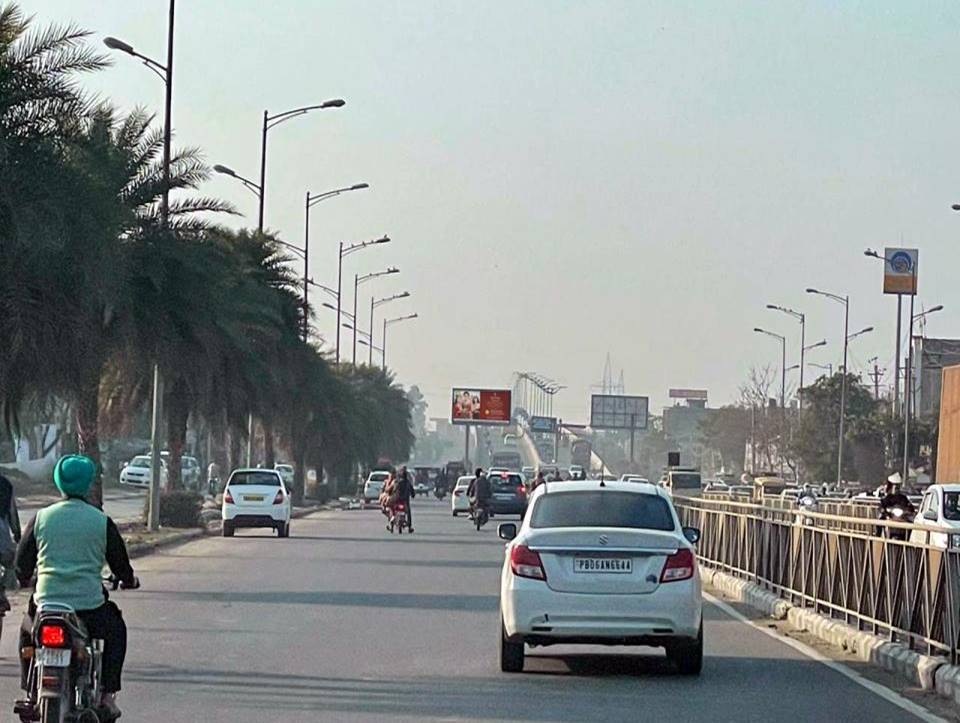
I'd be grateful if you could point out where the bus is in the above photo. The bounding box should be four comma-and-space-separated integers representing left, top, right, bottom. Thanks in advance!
491, 451, 522, 471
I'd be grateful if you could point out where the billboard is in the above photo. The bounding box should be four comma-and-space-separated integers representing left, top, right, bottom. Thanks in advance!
882, 247, 918, 295
669, 388, 708, 401
530, 416, 557, 433
451, 388, 512, 426
590, 394, 648, 430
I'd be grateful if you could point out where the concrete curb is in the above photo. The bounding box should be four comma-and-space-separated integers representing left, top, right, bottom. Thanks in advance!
127, 528, 207, 559
703, 565, 952, 695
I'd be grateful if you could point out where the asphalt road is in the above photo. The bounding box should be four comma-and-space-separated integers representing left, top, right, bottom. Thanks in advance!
0, 499, 940, 721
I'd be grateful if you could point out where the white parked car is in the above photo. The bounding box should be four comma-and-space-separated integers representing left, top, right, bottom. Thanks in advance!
910, 484, 960, 548
451, 475, 475, 516
222, 468, 292, 538
119, 455, 167, 488
497, 480, 703, 674
275, 463, 295, 487
362, 471, 391, 507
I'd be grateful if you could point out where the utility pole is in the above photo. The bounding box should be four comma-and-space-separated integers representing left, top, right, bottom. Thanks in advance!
868, 358, 883, 400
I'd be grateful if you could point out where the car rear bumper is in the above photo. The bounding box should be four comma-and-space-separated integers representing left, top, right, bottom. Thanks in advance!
452, 497, 471, 511
223, 505, 289, 525
501, 574, 701, 643
489, 500, 526, 516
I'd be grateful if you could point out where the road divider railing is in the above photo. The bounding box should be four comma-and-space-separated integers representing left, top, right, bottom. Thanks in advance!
674, 495, 960, 662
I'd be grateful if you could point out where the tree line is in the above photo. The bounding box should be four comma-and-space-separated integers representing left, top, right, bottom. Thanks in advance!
0, 4, 414, 500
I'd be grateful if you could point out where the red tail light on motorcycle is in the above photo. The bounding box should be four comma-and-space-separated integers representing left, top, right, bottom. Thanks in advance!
272, 490, 284, 505
39, 624, 67, 648
224, 489, 234, 504
510, 544, 547, 581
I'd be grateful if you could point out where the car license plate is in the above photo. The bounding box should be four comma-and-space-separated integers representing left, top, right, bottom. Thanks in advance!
574, 557, 633, 574
244, 495, 264, 502
38, 647, 71, 667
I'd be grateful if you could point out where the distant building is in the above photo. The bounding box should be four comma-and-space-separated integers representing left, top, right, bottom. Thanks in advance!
663, 399, 714, 472
913, 337, 960, 420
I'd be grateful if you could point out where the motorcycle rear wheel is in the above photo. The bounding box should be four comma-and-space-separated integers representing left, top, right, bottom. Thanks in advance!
40, 696, 66, 723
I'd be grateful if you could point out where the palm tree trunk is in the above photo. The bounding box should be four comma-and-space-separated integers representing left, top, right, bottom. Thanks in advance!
166, 379, 189, 490
75, 366, 103, 508
263, 417, 276, 468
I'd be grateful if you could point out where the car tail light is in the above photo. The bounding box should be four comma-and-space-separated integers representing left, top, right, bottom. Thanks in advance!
272, 490, 284, 505
224, 489, 234, 504
510, 545, 546, 581
660, 548, 695, 583
39, 624, 67, 648
517, 485, 527, 497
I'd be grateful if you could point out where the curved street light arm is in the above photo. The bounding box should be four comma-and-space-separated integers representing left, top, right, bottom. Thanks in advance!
265, 100, 345, 131
307, 183, 369, 209
341, 235, 390, 258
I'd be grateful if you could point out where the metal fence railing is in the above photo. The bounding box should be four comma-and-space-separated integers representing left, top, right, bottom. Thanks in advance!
674, 495, 960, 662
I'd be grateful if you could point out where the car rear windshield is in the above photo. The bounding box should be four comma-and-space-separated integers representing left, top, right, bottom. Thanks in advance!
229, 471, 280, 486
530, 491, 675, 531
670, 473, 701, 489
369, 473, 389, 482
491, 474, 523, 492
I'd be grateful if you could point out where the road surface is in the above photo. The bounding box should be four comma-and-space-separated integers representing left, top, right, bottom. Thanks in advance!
0, 499, 942, 721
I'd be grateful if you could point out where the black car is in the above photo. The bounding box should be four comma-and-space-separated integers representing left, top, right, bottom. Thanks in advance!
487, 472, 528, 517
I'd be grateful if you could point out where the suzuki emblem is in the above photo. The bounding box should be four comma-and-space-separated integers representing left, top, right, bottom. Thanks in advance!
599, 534, 609, 545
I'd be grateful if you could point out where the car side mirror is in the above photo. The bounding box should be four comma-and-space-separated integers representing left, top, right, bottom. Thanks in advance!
498, 523, 517, 541
682, 526, 701, 544
121, 462, 128, 469
924, 510, 938, 522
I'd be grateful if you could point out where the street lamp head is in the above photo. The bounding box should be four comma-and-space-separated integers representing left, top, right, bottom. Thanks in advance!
805, 288, 818, 294
811, 339, 827, 349
376, 235, 390, 244
766, 304, 778, 310
322, 99, 346, 108
862, 326, 874, 334
351, 183, 369, 190
322, 302, 337, 312
753, 327, 764, 333
952, 204, 960, 211
386, 267, 399, 274
213, 164, 236, 177
863, 249, 880, 258
398, 291, 410, 299
103, 36, 135, 54
929, 305, 945, 313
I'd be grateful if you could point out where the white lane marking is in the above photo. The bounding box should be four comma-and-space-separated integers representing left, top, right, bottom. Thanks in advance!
704, 592, 946, 723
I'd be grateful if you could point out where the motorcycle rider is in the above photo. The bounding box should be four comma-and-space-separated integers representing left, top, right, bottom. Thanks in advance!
15, 455, 139, 718
530, 470, 546, 491
396, 466, 416, 533
879, 479, 914, 517
0, 470, 21, 613
467, 467, 492, 518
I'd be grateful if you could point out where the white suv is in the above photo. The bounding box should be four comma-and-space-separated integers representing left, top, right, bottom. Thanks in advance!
497, 480, 703, 674
222, 468, 292, 538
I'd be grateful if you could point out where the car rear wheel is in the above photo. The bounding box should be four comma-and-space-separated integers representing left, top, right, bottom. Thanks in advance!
222, 521, 235, 538
452, 510, 457, 517
499, 618, 524, 673
668, 622, 703, 676
278, 522, 290, 538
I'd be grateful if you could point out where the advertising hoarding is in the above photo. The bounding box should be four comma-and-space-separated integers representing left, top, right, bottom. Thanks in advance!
530, 416, 557, 433
590, 394, 649, 430
669, 388, 708, 401
451, 388, 512, 426
882, 247, 918, 295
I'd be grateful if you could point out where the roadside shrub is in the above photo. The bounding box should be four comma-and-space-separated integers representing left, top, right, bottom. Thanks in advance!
154, 490, 203, 528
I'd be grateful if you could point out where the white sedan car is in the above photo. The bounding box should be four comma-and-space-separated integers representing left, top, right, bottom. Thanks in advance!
119, 455, 168, 488
910, 484, 960, 548
222, 468, 292, 538
498, 480, 703, 674
362, 471, 391, 508
451, 475, 475, 516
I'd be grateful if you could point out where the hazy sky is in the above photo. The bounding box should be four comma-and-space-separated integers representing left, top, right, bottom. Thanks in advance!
30, 1, 960, 422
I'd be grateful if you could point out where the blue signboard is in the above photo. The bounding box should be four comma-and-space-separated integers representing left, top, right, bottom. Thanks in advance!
530, 416, 557, 433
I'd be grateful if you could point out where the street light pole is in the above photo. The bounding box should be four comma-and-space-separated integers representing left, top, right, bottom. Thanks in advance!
754, 327, 787, 474
370, 291, 410, 365
302, 183, 369, 342
335, 236, 391, 364
382, 313, 418, 369
104, 0, 174, 528
807, 288, 850, 484
767, 305, 805, 411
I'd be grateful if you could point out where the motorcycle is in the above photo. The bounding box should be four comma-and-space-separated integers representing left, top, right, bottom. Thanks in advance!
796, 493, 818, 527
879, 505, 913, 540
15, 577, 133, 723
389, 502, 408, 535
207, 476, 220, 497
472, 503, 489, 531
